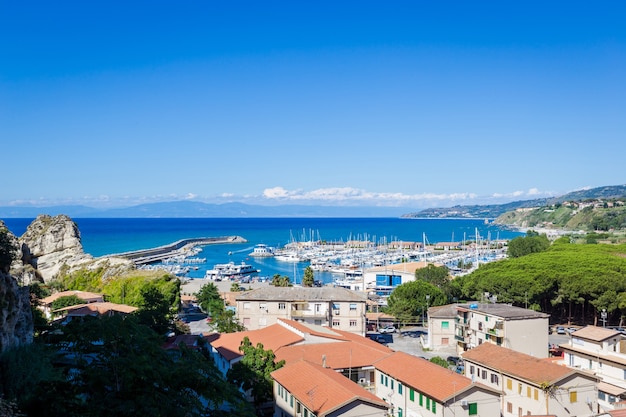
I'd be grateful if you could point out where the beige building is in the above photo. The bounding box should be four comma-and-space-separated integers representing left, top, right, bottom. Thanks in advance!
463, 343, 599, 417
454, 302, 550, 358
560, 326, 626, 412
235, 286, 368, 335
362, 261, 443, 297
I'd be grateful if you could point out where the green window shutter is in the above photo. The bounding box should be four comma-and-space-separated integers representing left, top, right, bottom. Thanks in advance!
432, 401, 436, 413
469, 402, 478, 415
419, 393, 423, 406
442, 321, 449, 329
410, 389, 414, 401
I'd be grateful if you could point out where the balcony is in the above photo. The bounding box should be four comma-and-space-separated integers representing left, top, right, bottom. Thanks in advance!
290, 310, 328, 319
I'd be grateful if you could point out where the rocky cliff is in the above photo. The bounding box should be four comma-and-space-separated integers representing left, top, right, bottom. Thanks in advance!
0, 270, 33, 353
15, 214, 133, 284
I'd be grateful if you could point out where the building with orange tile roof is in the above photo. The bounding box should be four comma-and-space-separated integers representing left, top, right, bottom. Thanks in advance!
54, 302, 138, 321
209, 320, 305, 377
40, 290, 105, 318
559, 325, 626, 412
373, 350, 501, 417
462, 343, 599, 416
272, 360, 389, 417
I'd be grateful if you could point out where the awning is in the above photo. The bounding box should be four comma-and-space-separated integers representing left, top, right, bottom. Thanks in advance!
598, 381, 626, 397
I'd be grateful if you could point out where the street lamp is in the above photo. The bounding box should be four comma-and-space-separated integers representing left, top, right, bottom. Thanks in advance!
601, 309, 607, 328
423, 294, 430, 327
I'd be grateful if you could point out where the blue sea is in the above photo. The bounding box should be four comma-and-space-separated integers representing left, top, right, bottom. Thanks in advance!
2, 217, 523, 284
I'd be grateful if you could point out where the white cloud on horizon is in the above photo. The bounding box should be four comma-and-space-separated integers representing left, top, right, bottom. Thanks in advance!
2, 186, 559, 208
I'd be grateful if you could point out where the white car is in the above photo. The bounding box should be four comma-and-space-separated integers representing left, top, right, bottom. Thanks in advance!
379, 325, 396, 334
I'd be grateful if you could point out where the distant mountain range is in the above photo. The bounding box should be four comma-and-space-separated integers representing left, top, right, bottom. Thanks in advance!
0, 201, 408, 219
2, 185, 624, 219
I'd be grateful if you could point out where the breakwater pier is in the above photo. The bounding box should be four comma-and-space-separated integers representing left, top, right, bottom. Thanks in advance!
112, 236, 247, 265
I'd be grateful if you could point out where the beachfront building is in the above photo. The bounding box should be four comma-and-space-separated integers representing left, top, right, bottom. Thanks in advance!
374, 351, 502, 417
272, 360, 389, 417
462, 343, 599, 417
454, 302, 550, 358
362, 261, 442, 297
235, 286, 367, 335
559, 326, 626, 411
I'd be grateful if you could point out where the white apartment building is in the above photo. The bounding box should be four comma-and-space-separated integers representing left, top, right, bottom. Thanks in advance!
235, 286, 367, 335
560, 326, 626, 412
453, 302, 550, 358
463, 343, 599, 417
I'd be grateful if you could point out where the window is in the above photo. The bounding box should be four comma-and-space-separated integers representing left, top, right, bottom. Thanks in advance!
432, 401, 436, 413
518, 383, 522, 394
290, 395, 293, 407
442, 321, 449, 329
534, 389, 538, 400
243, 302, 250, 309
349, 303, 357, 311
468, 403, 477, 415
315, 303, 321, 312
507, 402, 512, 413
419, 393, 423, 406
570, 390, 577, 403
391, 380, 394, 390
409, 389, 414, 402
478, 322, 483, 331
332, 319, 340, 326
259, 317, 267, 326
490, 373, 499, 384
470, 365, 475, 374
507, 379, 512, 390
380, 374, 384, 384
398, 383, 402, 394
398, 407, 403, 417
349, 320, 357, 327
441, 337, 449, 345
385, 376, 388, 387
314, 319, 322, 325
259, 303, 267, 310
426, 398, 430, 409
279, 302, 286, 310
481, 370, 487, 380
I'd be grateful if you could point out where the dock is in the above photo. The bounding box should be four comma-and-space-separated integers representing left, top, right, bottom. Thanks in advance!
112, 236, 247, 265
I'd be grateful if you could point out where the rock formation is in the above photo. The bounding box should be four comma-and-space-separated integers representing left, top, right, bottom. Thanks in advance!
0, 270, 33, 353
14, 214, 133, 284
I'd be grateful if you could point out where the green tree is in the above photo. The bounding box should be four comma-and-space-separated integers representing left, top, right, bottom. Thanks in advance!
230, 282, 242, 292
215, 309, 246, 333
302, 266, 314, 287
50, 295, 84, 316
386, 281, 446, 326
508, 232, 550, 258
55, 315, 251, 417
134, 284, 173, 336
196, 282, 224, 317
227, 337, 285, 410
0, 227, 17, 273
430, 356, 449, 368
271, 274, 291, 287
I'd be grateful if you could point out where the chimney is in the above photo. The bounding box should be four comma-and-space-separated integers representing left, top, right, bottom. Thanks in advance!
322, 354, 326, 368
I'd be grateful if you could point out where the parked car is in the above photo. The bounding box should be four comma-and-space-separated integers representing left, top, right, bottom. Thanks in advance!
379, 325, 396, 334
556, 326, 566, 335
447, 356, 462, 366
367, 332, 393, 345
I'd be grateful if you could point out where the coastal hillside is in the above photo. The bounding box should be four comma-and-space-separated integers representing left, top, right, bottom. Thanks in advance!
403, 184, 626, 222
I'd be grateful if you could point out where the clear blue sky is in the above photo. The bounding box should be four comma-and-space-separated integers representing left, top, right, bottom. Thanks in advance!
1, 1, 625, 210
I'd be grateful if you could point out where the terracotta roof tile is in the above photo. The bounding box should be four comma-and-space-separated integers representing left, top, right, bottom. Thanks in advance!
42, 290, 104, 305
462, 343, 574, 385
278, 318, 347, 340
276, 338, 392, 369
272, 360, 388, 416
235, 286, 367, 302
374, 351, 474, 401
58, 302, 138, 315
210, 323, 304, 361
